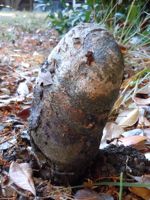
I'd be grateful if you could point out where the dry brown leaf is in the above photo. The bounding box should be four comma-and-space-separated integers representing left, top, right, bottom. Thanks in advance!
139, 116, 150, 127
137, 84, 150, 94
74, 189, 114, 200
32, 52, 45, 63
141, 175, 150, 187
20, 62, 30, 68
17, 107, 30, 121
112, 77, 134, 111
129, 187, 150, 200
129, 174, 150, 189
101, 122, 124, 148
144, 128, 150, 139
116, 109, 139, 128
120, 77, 134, 90
111, 95, 124, 112
119, 135, 147, 146
122, 129, 143, 137
133, 96, 150, 106
0, 96, 24, 108
17, 82, 29, 97
74, 189, 98, 200
9, 162, 36, 196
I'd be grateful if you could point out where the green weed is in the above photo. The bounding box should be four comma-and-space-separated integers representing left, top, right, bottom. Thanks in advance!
47, 0, 150, 48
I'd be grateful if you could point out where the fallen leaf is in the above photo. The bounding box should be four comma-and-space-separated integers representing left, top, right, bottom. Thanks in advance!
111, 95, 124, 112
17, 82, 29, 97
122, 129, 143, 137
0, 95, 11, 100
142, 106, 150, 114
136, 84, 150, 94
0, 88, 10, 95
138, 108, 150, 127
0, 96, 24, 107
116, 109, 139, 128
139, 116, 150, 127
100, 122, 124, 149
99, 193, 114, 200
32, 52, 45, 63
119, 135, 147, 146
133, 96, 150, 105
140, 175, 150, 188
74, 189, 114, 200
20, 62, 30, 68
129, 187, 150, 200
17, 107, 30, 121
9, 162, 36, 196
74, 189, 99, 200
144, 128, 150, 139
0, 136, 17, 151
132, 175, 150, 189
0, 124, 4, 131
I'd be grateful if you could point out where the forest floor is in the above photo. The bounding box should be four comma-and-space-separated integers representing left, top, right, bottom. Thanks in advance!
0, 12, 150, 200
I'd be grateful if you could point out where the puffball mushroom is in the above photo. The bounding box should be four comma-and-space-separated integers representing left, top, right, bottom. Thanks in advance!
29, 23, 124, 185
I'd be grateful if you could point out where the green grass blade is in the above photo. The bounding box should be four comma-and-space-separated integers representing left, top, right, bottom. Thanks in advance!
119, 0, 136, 43
119, 172, 123, 200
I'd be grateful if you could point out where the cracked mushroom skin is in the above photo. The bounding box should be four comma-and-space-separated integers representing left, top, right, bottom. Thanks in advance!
29, 23, 124, 185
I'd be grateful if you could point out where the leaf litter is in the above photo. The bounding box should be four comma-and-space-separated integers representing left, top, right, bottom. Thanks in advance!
0, 12, 150, 200
9, 162, 36, 196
